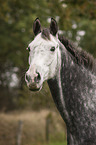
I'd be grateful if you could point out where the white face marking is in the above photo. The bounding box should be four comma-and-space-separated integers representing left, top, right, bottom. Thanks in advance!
25, 33, 60, 90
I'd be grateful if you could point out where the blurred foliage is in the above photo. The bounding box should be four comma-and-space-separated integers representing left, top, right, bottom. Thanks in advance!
0, 0, 96, 111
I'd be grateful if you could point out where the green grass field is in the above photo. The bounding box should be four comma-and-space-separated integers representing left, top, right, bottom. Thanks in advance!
44, 141, 67, 145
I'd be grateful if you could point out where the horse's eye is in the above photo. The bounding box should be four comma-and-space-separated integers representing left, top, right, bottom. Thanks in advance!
27, 46, 30, 52
50, 46, 55, 52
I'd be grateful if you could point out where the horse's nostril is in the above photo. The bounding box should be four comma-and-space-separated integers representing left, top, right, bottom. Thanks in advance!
25, 74, 31, 82
34, 72, 41, 83
37, 72, 41, 80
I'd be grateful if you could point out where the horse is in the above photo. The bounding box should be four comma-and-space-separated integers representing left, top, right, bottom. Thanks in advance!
25, 18, 96, 145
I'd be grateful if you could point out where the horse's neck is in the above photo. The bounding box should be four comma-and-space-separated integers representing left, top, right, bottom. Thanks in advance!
48, 43, 96, 128
48, 42, 96, 145
47, 46, 76, 124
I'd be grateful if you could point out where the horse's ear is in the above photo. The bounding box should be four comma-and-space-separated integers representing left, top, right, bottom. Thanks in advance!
50, 18, 58, 36
33, 18, 41, 36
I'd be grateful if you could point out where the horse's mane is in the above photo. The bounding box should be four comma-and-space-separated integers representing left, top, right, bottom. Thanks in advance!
41, 28, 96, 73
59, 35, 96, 73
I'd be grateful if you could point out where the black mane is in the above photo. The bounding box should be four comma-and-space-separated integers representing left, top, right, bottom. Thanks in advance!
59, 35, 96, 73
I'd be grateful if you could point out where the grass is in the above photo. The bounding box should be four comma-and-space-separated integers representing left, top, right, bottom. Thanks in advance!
0, 110, 67, 145
45, 141, 67, 145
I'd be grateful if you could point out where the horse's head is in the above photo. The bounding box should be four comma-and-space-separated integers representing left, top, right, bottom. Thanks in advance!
25, 18, 60, 91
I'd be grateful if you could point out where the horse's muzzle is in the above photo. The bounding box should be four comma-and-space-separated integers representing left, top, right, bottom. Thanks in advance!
25, 72, 41, 91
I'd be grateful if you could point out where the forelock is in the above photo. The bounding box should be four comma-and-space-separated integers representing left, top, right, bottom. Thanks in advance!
41, 28, 50, 40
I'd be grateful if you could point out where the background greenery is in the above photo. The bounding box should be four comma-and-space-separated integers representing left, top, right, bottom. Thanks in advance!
0, 0, 96, 111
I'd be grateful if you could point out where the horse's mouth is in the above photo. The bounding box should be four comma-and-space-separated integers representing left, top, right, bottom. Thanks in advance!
29, 87, 40, 91
28, 83, 42, 92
